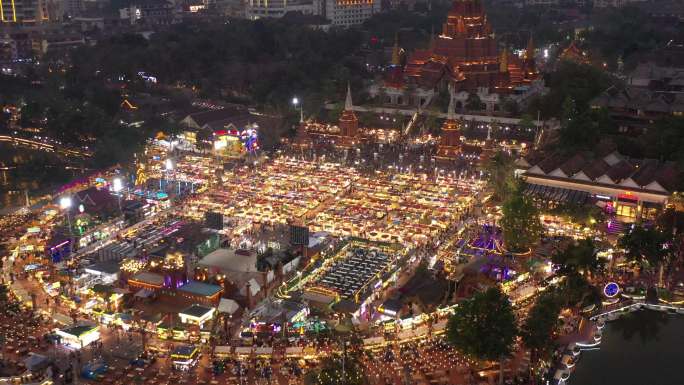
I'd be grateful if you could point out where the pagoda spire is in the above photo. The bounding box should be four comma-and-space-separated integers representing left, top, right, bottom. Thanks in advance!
525, 34, 534, 60
345, 83, 353, 111
391, 33, 400, 66
446, 86, 456, 121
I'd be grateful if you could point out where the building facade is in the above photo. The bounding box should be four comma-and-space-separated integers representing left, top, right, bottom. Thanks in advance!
323, 0, 380, 27
246, 0, 317, 19
1, 0, 49, 24
370, 0, 542, 111
518, 150, 679, 222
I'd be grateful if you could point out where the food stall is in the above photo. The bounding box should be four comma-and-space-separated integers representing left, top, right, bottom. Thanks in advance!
56, 324, 100, 349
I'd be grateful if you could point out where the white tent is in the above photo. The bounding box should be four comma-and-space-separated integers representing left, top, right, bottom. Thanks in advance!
255, 347, 273, 355
285, 347, 304, 356
247, 278, 260, 296
235, 347, 253, 355
218, 298, 240, 315
363, 336, 384, 346
214, 346, 232, 355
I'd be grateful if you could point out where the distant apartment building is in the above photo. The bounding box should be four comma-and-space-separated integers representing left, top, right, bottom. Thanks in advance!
593, 0, 647, 8
520, 0, 558, 6
245, 0, 379, 26
120, 0, 178, 25
323, 0, 380, 27
246, 0, 318, 19
1, 0, 50, 24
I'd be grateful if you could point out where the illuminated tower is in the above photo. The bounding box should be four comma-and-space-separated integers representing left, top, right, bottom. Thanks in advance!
436, 88, 461, 159
1, 0, 49, 23
0, 0, 17, 22
523, 35, 538, 81
338, 84, 358, 138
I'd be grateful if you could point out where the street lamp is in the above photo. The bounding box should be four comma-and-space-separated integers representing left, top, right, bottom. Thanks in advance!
292, 97, 303, 123
60, 196, 73, 238
164, 159, 173, 192
112, 177, 123, 213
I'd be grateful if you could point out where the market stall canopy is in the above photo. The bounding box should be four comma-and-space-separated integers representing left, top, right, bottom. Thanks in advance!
255, 347, 273, 355
52, 313, 73, 326
285, 347, 304, 355
135, 288, 154, 298
235, 347, 253, 355
214, 346, 232, 355
92, 284, 114, 295
363, 336, 385, 346
218, 298, 240, 315
24, 353, 50, 372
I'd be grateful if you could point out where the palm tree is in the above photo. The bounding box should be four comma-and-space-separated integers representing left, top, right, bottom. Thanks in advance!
619, 226, 672, 287
552, 238, 601, 277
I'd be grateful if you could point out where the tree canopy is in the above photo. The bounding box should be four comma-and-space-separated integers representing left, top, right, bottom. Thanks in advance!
484, 151, 516, 201
552, 238, 601, 276
499, 190, 543, 252
521, 291, 561, 355
446, 287, 517, 362
619, 225, 671, 269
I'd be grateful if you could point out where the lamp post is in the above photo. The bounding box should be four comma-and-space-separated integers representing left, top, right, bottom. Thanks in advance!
112, 177, 123, 214
292, 97, 303, 123
60, 196, 73, 238
164, 158, 173, 192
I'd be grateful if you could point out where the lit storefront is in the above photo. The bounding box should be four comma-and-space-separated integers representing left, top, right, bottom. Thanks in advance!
178, 304, 215, 328
171, 345, 200, 371
56, 325, 100, 349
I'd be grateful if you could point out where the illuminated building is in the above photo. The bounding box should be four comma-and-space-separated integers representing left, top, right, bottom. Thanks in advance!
338, 84, 359, 139
246, 0, 318, 20
559, 40, 589, 64
171, 345, 200, 371
0, 0, 49, 23
323, 0, 380, 27
56, 325, 100, 349
293, 84, 380, 148
178, 304, 215, 327
435, 89, 462, 160
371, 0, 541, 111
520, 150, 679, 222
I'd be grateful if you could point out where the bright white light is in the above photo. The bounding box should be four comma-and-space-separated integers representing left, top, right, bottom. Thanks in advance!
165, 159, 173, 171
292, 97, 299, 106
112, 177, 123, 192
78, 204, 85, 213
59, 196, 72, 210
